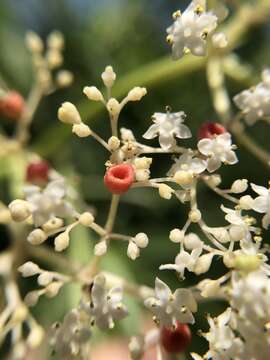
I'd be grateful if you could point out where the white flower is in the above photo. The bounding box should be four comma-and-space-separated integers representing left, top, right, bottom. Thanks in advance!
167, 150, 206, 179
251, 183, 270, 229
204, 308, 244, 360
234, 69, 270, 125
198, 133, 238, 172
167, 1, 218, 59
221, 205, 253, 241
87, 274, 128, 330
50, 308, 91, 358
143, 111, 191, 150
159, 246, 203, 278
144, 277, 197, 326
24, 179, 75, 226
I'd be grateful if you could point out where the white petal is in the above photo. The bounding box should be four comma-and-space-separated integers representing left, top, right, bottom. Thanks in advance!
252, 196, 268, 213
175, 124, 192, 139
198, 138, 212, 155
207, 156, 221, 172
142, 124, 159, 139
154, 278, 171, 302
251, 183, 269, 196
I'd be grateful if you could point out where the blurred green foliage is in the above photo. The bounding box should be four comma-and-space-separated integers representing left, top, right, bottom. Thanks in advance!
0, 0, 270, 358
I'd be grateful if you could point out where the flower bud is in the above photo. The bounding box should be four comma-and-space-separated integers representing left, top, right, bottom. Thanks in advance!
120, 127, 135, 141
72, 123, 91, 137
205, 174, 222, 187
27, 229, 47, 245
25, 31, 43, 53
127, 241, 140, 260
107, 98, 120, 116
56, 70, 73, 88
37, 271, 54, 286
58, 102, 81, 124
169, 229, 184, 243
25, 291, 40, 307
233, 255, 261, 273
27, 325, 44, 348
231, 179, 248, 193
108, 136, 120, 151
134, 157, 152, 170
188, 209, 201, 223
9, 200, 31, 222
194, 253, 213, 275
212, 32, 228, 49
134, 233, 149, 248
54, 232, 70, 251
46, 282, 63, 297
129, 336, 144, 360
198, 279, 220, 298
229, 225, 245, 241
135, 169, 150, 182
101, 66, 116, 88
174, 170, 193, 186
223, 252, 235, 268
18, 261, 41, 277
184, 233, 202, 249
158, 184, 174, 200
0, 208, 12, 224
79, 212, 94, 226
127, 87, 147, 101
239, 195, 253, 210
83, 86, 104, 101
46, 49, 63, 69
47, 31, 64, 50
42, 217, 63, 232
94, 240, 107, 256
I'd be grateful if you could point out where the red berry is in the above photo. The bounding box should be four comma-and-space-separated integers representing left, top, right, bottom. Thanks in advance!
160, 322, 191, 354
198, 122, 226, 140
104, 164, 135, 195
26, 161, 50, 184
0, 91, 25, 120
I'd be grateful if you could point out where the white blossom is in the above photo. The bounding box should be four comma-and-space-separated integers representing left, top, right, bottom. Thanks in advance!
143, 111, 191, 150
251, 183, 270, 229
198, 133, 238, 172
234, 69, 270, 125
144, 277, 197, 326
167, 1, 218, 59
87, 274, 128, 329
24, 179, 75, 227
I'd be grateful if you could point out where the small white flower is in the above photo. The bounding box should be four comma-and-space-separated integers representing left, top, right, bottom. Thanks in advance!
143, 111, 191, 150
159, 246, 203, 278
88, 274, 128, 330
221, 205, 252, 241
234, 69, 270, 125
251, 183, 270, 229
167, 2, 218, 59
144, 277, 197, 326
198, 133, 238, 172
24, 179, 75, 227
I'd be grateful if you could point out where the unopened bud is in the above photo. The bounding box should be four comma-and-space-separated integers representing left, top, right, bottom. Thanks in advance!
194, 253, 213, 275
239, 195, 253, 210
158, 184, 174, 200
134, 233, 149, 248
127, 241, 140, 260
83, 86, 104, 101
108, 136, 120, 151
174, 170, 193, 186
72, 123, 91, 137
231, 179, 248, 193
56, 70, 73, 88
212, 32, 228, 49
101, 66, 116, 88
27, 229, 47, 245
27, 325, 44, 348
18, 262, 41, 277
107, 98, 120, 116
189, 209, 201, 223
47, 31, 64, 50
79, 212, 94, 226
127, 87, 147, 101
42, 217, 63, 232
94, 240, 107, 256
9, 200, 31, 222
54, 232, 69, 251
169, 229, 184, 243
58, 102, 81, 124
25, 31, 43, 53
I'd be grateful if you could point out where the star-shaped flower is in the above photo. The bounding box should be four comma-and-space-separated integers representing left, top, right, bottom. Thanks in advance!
167, 150, 206, 177
143, 111, 191, 150
251, 183, 270, 229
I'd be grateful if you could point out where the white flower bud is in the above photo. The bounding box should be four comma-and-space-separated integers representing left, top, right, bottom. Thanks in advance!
47, 31, 64, 50
25, 291, 40, 307
45, 282, 63, 298
107, 98, 120, 116
189, 209, 201, 223
0, 208, 12, 224
134, 157, 152, 170
25, 31, 43, 53
127, 241, 140, 260
129, 336, 144, 360
198, 279, 220, 298
231, 179, 248, 193
18, 262, 41, 277
184, 233, 202, 249
134, 233, 149, 248
108, 136, 120, 151
135, 169, 150, 182
120, 127, 135, 141
223, 252, 235, 268
72, 123, 92, 137
127, 87, 147, 101
46, 49, 63, 69
9, 200, 31, 222
12, 305, 28, 323
94, 240, 107, 256
42, 218, 63, 232
58, 102, 81, 125
206, 174, 222, 187
79, 212, 94, 226
239, 195, 253, 210
56, 70, 73, 88
212, 32, 228, 48
229, 225, 246, 241
158, 184, 174, 200
174, 170, 193, 186
169, 228, 184, 243
194, 253, 214, 275
54, 232, 70, 252
27, 325, 44, 348
101, 65, 116, 88
83, 86, 104, 101
37, 271, 54, 286
208, 227, 230, 243
27, 229, 47, 245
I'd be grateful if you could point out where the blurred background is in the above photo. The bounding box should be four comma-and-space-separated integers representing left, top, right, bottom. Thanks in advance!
0, 0, 270, 358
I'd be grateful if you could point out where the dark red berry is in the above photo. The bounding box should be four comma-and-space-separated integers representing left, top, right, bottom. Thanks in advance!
160, 322, 191, 354
26, 161, 50, 184
104, 163, 134, 195
198, 122, 226, 140
0, 91, 25, 120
